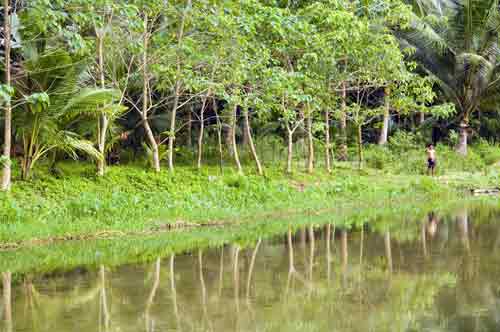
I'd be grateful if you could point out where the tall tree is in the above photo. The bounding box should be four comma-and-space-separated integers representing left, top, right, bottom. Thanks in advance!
1, 0, 12, 190
395, 0, 500, 155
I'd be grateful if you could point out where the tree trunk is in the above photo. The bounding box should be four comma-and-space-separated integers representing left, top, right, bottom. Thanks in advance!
142, 16, 160, 172
97, 34, 108, 177
378, 87, 390, 145
187, 104, 192, 148
197, 95, 209, 170
214, 100, 223, 174
338, 81, 348, 161
306, 114, 314, 174
226, 124, 233, 156
1, 0, 12, 191
325, 109, 332, 173
357, 124, 363, 169
167, 0, 190, 172
168, 81, 181, 172
242, 114, 250, 151
231, 105, 243, 175
286, 125, 293, 174
457, 119, 468, 156
243, 109, 263, 175
419, 112, 425, 125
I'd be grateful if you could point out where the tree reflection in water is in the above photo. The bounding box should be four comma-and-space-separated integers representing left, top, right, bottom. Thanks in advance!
7, 206, 500, 331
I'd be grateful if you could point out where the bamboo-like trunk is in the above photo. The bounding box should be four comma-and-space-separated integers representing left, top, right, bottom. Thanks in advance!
357, 124, 363, 170
306, 114, 314, 174
324, 109, 332, 173
142, 16, 160, 172
378, 87, 390, 145
243, 109, 263, 175
97, 34, 108, 177
231, 105, 243, 175
1, 0, 12, 191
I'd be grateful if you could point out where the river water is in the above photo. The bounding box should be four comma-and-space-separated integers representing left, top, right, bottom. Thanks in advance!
2, 204, 500, 331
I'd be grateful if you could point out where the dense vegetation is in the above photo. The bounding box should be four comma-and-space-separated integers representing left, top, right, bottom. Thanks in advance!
1, 0, 500, 240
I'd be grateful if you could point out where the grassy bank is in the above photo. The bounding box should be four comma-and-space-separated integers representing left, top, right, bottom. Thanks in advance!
2, 198, 496, 277
1, 154, 498, 245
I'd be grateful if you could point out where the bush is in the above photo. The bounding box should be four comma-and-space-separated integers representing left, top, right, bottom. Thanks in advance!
473, 139, 500, 166
365, 146, 395, 170
388, 131, 420, 152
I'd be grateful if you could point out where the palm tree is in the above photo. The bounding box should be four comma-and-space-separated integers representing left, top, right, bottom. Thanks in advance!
396, 0, 500, 155
14, 48, 119, 179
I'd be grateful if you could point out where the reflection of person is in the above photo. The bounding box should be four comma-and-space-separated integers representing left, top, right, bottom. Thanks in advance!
427, 212, 438, 237
426, 144, 437, 176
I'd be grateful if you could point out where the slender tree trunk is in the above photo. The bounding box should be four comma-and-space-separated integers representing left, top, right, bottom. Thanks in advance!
286, 124, 293, 174
97, 34, 108, 177
187, 104, 192, 148
378, 87, 390, 145
457, 118, 468, 156
306, 114, 314, 174
325, 109, 332, 173
243, 109, 263, 175
168, 81, 180, 172
142, 16, 160, 172
167, 0, 191, 172
338, 81, 348, 161
1, 0, 12, 191
197, 93, 209, 170
231, 105, 243, 175
242, 114, 250, 151
214, 100, 223, 174
225, 124, 233, 156
357, 124, 363, 169
419, 112, 425, 125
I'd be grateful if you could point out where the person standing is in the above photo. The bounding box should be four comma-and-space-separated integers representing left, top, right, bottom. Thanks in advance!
426, 144, 437, 176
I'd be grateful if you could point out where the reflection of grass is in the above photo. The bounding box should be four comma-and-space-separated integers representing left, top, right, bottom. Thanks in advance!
0, 162, 496, 244
1, 199, 497, 277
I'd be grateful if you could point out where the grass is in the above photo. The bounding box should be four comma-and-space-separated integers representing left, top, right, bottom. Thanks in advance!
2, 197, 496, 277
0, 153, 498, 245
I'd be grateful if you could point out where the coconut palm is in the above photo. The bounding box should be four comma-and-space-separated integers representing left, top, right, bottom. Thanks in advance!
395, 0, 500, 155
13, 48, 120, 179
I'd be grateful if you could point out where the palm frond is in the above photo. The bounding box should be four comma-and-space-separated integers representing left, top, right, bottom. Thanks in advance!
56, 131, 103, 161
60, 88, 121, 118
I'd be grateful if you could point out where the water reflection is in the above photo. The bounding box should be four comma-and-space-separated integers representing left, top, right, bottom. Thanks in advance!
5, 206, 500, 331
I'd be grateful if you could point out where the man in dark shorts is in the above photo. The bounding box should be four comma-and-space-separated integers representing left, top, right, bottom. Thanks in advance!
426, 144, 436, 176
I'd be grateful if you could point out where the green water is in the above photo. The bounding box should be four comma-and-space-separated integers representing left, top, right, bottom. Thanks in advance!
3, 204, 500, 331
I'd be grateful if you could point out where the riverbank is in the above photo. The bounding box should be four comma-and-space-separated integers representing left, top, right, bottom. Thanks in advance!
1, 161, 498, 245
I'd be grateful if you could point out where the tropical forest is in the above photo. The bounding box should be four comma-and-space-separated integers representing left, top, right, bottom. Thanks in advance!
2, 0, 500, 331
